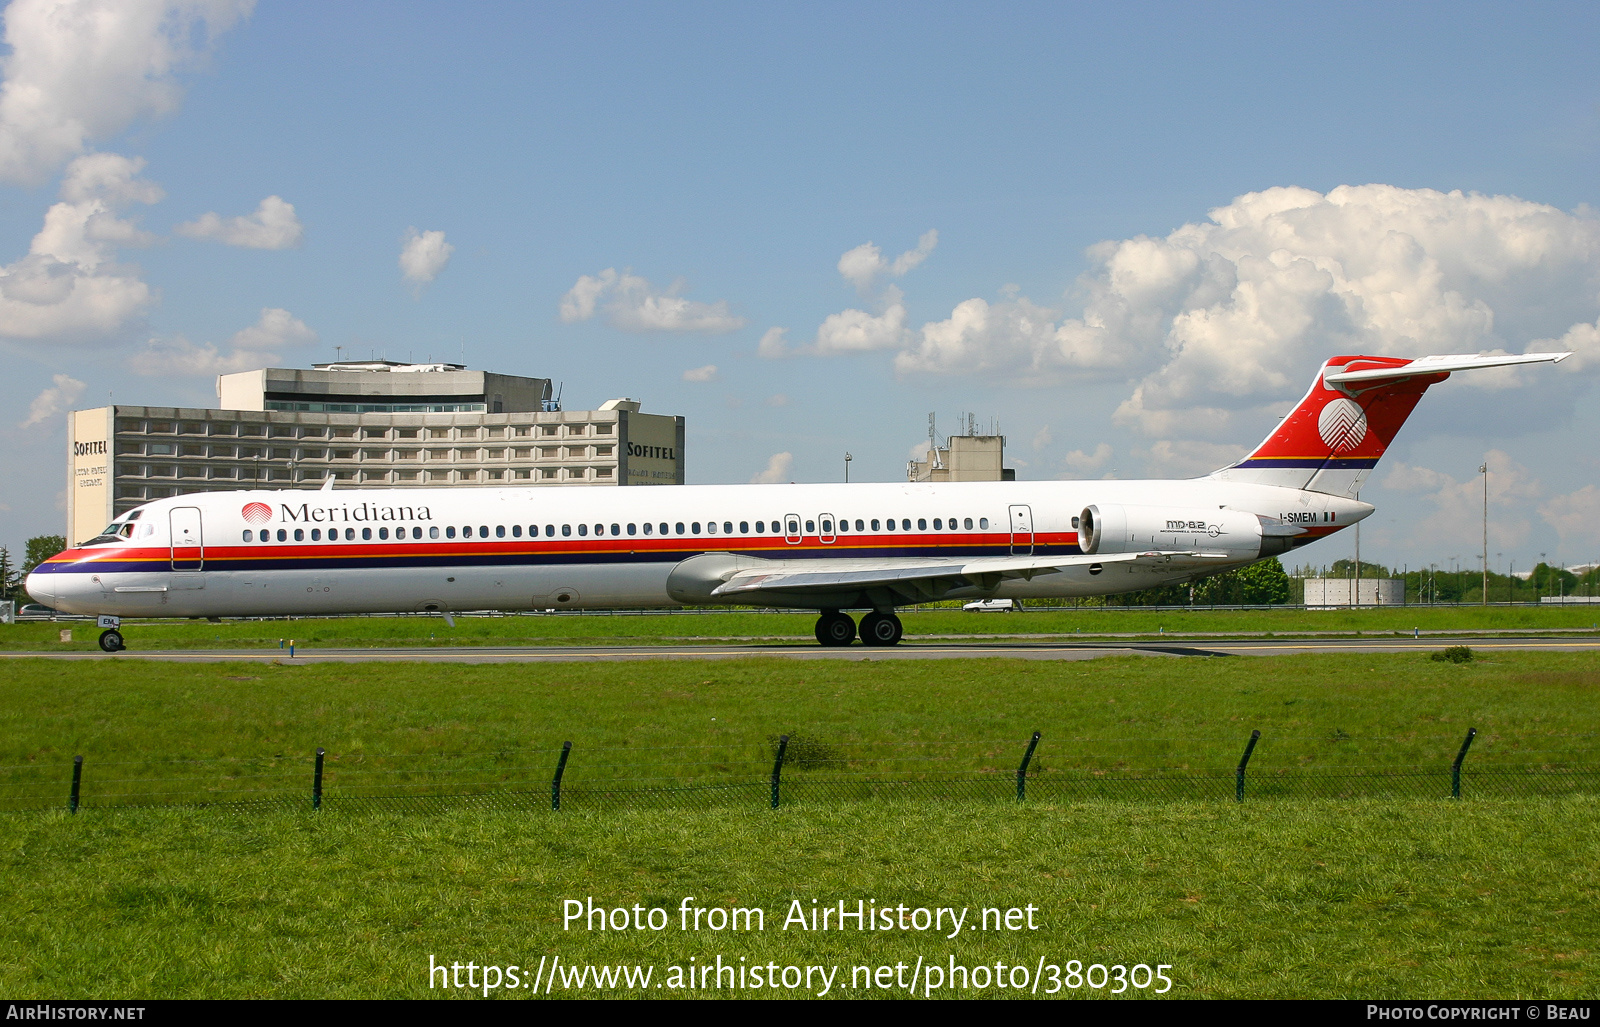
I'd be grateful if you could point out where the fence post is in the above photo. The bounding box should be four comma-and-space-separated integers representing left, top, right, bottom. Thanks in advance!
770, 735, 790, 809
313, 748, 324, 810
552, 741, 572, 811
1451, 727, 1476, 799
69, 755, 83, 814
1235, 730, 1261, 802
1016, 731, 1042, 801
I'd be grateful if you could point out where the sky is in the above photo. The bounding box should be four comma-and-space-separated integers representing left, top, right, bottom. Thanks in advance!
1, 0, 1598, 575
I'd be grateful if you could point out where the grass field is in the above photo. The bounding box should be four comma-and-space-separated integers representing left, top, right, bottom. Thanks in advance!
1, 651, 1596, 998
3, 603, 1599, 652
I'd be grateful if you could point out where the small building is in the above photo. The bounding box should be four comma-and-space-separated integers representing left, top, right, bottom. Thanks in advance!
66, 361, 685, 545
907, 434, 1014, 483
1304, 578, 1405, 607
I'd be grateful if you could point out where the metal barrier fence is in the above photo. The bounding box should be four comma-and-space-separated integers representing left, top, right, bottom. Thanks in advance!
3, 728, 1598, 815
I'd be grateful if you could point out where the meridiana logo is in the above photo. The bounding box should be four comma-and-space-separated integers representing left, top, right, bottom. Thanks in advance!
242, 502, 272, 524
1317, 398, 1368, 452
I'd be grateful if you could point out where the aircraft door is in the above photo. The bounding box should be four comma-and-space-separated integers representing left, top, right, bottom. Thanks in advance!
818, 513, 836, 544
784, 513, 802, 545
1008, 504, 1034, 556
170, 507, 204, 571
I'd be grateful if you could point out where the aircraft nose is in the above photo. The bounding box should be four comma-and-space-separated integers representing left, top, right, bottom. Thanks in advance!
23, 570, 54, 606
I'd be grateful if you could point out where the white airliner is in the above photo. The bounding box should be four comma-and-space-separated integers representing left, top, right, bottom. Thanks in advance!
28, 351, 1568, 652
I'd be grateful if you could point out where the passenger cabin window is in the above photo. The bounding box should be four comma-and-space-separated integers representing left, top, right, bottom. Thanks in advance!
578, 524, 588, 536
379, 527, 389, 540
430, 527, 440, 539
755, 521, 764, 533
707, 521, 717, 534
361, 528, 372, 540
446, 526, 456, 539
243, 530, 253, 542
691, 522, 701, 534
787, 519, 799, 534
964, 518, 973, 529
512, 525, 522, 537
739, 521, 748, 533
562, 524, 572, 536
310, 529, 320, 541
496, 525, 506, 538
979, 517, 989, 529
627, 523, 636, 536
675, 522, 685, 535
642, 523, 652, 535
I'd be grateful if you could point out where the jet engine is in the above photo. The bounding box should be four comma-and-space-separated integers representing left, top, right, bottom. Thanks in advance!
1079, 504, 1290, 559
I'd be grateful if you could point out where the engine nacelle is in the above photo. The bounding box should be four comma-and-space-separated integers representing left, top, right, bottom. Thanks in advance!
1079, 504, 1268, 559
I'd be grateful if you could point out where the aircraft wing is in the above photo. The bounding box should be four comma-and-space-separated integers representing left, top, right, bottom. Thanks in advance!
708, 550, 1233, 600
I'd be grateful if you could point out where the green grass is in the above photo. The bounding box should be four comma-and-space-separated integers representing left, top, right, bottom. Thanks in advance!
2, 652, 1595, 998
2, 800, 1595, 998
4, 603, 1598, 652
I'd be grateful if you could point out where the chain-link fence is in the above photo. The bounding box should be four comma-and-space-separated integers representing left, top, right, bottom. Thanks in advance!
2, 727, 1596, 815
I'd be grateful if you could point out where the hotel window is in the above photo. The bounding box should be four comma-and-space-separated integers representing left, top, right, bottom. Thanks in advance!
363, 428, 387, 439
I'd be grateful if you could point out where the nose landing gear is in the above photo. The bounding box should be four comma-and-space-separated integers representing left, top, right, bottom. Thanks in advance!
97, 629, 125, 653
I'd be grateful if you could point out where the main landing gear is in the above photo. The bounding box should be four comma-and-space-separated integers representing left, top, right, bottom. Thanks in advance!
813, 610, 902, 647
98, 629, 125, 653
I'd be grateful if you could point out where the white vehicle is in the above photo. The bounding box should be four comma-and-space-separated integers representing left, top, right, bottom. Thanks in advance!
963, 599, 1015, 612
27, 352, 1568, 652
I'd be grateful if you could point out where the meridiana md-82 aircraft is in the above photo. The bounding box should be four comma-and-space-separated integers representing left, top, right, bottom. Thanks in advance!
28, 351, 1568, 653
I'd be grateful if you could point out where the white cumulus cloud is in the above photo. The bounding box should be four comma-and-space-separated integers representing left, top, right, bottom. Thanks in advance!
1061, 442, 1112, 474
0, 152, 159, 340
0, 0, 253, 185
814, 285, 908, 355
127, 306, 315, 376
681, 363, 718, 382
895, 184, 1600, 452
1380, 450, 1541, 552
837, 229, 937, 292
177, 195, 303, 249
20, 372, 84, 427
750, 451, 793, 484
1540, 485, 1600, 550
559, 268, 744, 334
398, 227, 452, 288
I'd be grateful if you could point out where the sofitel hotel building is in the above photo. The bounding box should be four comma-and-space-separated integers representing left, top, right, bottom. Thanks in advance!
65, 361, 685, 545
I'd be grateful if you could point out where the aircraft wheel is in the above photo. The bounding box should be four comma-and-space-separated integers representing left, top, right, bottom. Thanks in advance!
98, 629, 125, 653
859, 612, 903, 647
814, 611, 857, 647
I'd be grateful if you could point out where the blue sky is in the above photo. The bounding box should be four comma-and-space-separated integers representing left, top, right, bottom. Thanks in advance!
3, 1, 1599, 574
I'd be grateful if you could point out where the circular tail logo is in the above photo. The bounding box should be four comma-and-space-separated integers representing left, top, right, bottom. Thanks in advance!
242, 502, 272, 525
1317, 398, 1368, 452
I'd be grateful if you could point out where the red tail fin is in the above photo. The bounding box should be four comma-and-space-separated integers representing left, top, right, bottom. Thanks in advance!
1217, 355, 1450, 496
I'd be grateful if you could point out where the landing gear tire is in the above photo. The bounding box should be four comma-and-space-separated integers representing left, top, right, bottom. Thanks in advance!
98, 629, 125, 653
814, 611, 857, 647
859, 612, 903, 647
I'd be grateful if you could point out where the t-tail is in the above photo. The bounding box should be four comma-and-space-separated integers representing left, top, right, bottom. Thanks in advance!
1215, 351, 1569, 498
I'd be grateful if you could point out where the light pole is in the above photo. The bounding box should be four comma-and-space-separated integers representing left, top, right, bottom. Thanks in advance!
1541, 553, 1547, 602
1480, 462, 1489, 606
844, 452, 852, 483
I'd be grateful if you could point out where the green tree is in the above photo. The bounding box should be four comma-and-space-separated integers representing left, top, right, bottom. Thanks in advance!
0, 546, 15, 603
21, 535, 66, 577
1233, 557, 1292, 605
1111, 558, 1292, 606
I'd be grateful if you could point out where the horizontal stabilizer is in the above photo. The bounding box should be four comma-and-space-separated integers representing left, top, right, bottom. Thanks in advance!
1324, 351, 1568, 386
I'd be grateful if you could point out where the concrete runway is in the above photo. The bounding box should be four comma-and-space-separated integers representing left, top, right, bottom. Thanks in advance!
4, 635, 1599, 663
